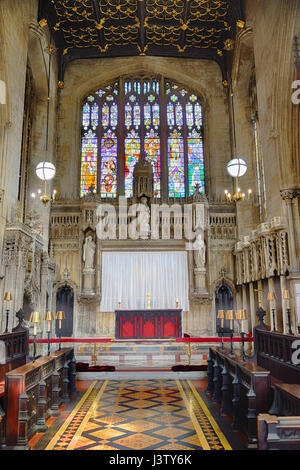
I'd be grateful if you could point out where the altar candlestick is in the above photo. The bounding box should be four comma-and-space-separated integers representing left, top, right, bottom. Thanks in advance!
146, 292, 151, 309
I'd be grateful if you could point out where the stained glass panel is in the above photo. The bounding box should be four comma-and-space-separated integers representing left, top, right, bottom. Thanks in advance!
110, 103, 118, 128
82, 103, 90, 129
125, 103, 132, 129
167, 103, 175, 127
145, 129, 160, 197
168, 132, 185, 197
81, 78, 205, 200
91, 103, 99, 129
100, 131, 117, 197
125, 130, 140, 197
187, 131, 205, 195
102, 103, 109, 127
80, 129, 97, 196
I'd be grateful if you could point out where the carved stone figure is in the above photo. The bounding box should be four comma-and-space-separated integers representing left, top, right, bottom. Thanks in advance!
83, 235, 96, 269
138, 196, 150, 239
193, 233, 206, 268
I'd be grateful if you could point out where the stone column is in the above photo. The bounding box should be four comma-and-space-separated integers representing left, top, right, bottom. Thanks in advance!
249, 282, 256, 333
280, 189, 300, 274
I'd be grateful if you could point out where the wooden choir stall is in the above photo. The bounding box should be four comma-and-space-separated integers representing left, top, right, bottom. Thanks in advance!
206, 307, 300, 449
0, 312, 77, 450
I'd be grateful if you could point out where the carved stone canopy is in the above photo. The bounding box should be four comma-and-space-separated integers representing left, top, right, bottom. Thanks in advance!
133, 159, 154, 199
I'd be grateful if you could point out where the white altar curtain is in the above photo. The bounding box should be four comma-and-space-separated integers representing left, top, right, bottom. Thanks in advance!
100, 251, 190, 312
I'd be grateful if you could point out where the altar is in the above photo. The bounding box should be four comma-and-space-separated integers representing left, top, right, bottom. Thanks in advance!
115, 309, 183, 339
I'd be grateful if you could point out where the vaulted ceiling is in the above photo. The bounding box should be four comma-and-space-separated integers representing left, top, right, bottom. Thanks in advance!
38, 0, 244, 84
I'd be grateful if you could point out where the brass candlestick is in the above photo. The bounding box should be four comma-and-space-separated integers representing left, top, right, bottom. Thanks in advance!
217, 310, 225, 349
236, 309, 248, 361
267, 291, 277, 332
283, 290, 293, 335
4, 292, 13, 333
30, 311, 41, 362
56, 311, 65, 350
44, 311, 54, 355
146, 293, 151, 309
226, 310, 235, 355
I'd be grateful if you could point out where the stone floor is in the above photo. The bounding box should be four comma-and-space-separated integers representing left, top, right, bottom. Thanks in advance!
31, 379, 247, 451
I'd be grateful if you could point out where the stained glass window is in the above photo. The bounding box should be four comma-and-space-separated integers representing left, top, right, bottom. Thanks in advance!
80, 78, 205, 198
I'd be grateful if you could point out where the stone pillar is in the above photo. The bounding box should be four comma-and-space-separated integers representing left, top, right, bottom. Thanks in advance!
194, 267, 207, 294
82, 268, 95, 295
280, 189, 300, 274
249, 282, 256, 333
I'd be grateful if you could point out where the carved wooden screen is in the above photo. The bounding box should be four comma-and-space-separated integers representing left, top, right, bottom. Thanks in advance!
215, 284, 233, 336
56, 285, 74, 337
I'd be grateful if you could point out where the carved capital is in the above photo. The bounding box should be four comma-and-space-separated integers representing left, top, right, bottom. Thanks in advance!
280, 188, 300, 202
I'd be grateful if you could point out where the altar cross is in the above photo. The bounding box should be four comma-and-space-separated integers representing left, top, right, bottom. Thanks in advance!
146, 292, 151, 309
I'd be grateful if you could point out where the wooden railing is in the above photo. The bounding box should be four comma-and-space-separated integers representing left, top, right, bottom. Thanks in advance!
253, 327, 300, 383
207, 346, 271, 444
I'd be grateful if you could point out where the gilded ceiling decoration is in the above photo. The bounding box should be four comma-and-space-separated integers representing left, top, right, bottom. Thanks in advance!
38, 0, 244, 83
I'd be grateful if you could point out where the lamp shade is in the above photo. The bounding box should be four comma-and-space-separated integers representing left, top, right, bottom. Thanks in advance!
44, 311, 54, 321
226, 159, 248, 178
225, 310, 235, 320
29, 311, 41, 323
4, 292, 13, 301
283, 290, 290, 300
267, 291, 275, 302
217, 310, 225, 319
236, 309, 247, 320
56, 311, 65, 320
35, 162, 56, 181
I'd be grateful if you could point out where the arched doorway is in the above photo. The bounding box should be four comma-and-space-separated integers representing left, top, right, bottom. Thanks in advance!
215, 284, 234, 336
56, 285, 74, 337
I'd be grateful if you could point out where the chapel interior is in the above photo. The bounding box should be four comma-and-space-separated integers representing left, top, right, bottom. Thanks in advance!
0, 0, 299, 453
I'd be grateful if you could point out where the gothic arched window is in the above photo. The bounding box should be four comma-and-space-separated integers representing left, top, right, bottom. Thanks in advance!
80, 77, 205, 199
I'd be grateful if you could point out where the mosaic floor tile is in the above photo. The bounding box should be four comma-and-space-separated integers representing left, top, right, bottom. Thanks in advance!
39, 380, 233, 451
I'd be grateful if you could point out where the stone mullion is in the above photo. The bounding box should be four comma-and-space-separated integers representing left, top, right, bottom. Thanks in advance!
160, 76, 168, 202
182, 95, 189, 199
118, 77, 125, 196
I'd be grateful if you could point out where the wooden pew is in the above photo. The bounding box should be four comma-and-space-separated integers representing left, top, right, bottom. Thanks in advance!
207, 346, 271, 444
253, 326, 300, 384
258, 414, 300, 450
5, 348, 76, 449
269, 384, 300, 417
0, 328, 28, 447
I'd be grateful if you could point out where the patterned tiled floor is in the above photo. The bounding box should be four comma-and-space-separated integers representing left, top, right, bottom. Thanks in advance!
38, 380, 236, 451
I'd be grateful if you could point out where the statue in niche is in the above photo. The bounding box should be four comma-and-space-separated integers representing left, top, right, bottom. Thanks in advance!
193, 232, 206, 268
138, 196, 150, 239
83, 235, 96, 269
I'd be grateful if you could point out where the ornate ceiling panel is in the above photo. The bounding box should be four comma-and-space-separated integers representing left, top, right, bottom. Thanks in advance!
38, 0, 244, 83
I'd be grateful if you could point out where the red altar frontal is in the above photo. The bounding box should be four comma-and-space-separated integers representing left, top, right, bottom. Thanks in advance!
115, 309, 183, 339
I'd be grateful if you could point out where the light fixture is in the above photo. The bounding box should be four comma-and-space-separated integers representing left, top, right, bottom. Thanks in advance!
56, 311, 65, 350
224, 83, 252, 202
44, 311, 54, 356
236, 309, 248, 361
283, 290, 293, 335
3, 292, 13, 334
225, 310, 235, 355
29, 311, 41, 363
268, 291, 277, 331
217, 310, 225, 349
34, 42, 57, 205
